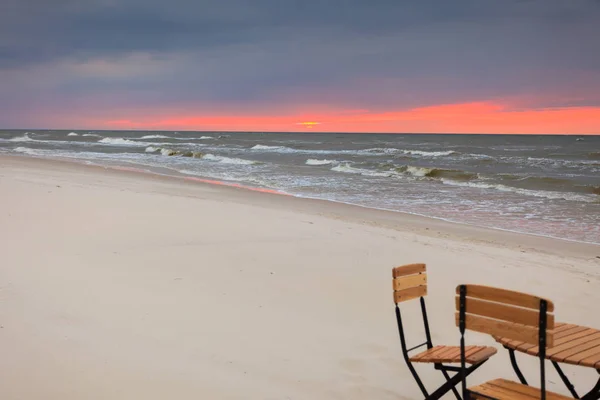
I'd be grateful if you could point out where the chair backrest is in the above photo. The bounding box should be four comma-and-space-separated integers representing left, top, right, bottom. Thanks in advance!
393, 263, 427, 304
456, 284, 555, 399
392, 264, 432, 358
455, 284, 555, 346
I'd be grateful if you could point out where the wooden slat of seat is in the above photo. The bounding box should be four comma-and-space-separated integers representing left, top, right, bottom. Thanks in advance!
469, 384, 528, 400
456, 285, 554, 311
462, 346, 485, 360
521, 327, 596, 356
579, 350, 600, 368
555, 325, 590, 338
553, 337, 600, 362
567, 344, 600, 365
546, 331, 600, 357
469, 378, 572, 400
467, 346, 497, 363
429, 346, 459, 360
513, 323, 581, 351
393, 263, 425, 278
489, 379, 572, 399
409, 345, 495, 364
409, 346, 444, 362
409, 346, 446, 362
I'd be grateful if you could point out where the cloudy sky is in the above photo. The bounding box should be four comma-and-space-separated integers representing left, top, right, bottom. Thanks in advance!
1, 0, 599, 133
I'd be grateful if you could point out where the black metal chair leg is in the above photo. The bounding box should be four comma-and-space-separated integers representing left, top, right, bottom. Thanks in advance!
581, 372, 600, 400
507, 348, 528, 385
406, 360, 429, 398
426, 361, 487, 400
439, 367, 462, 400
552, 361, 579, 398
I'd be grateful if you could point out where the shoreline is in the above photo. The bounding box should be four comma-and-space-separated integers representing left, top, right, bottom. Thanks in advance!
2, 153, 598, 261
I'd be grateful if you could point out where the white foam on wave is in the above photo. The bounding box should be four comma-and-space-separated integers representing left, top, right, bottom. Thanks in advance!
160, 148, 178, 156
9, 133, 35, 142
145, 146, 160, 153
203, 154, 257, 165
249, 144, 457, 158
251, 144, 287, 151
405, 166, 434, 177
331, 163, 393, 177
306, 159, 336, 166
403, 149, 455, 157
139, 135, 170, 139
442, 179, 595, 202
67, 132, 79, 137
83, 133, 102, 138
99, 137, 141, 146
13, 146, 40, 155
361, 148, 402, 155
134, 134, 214, 141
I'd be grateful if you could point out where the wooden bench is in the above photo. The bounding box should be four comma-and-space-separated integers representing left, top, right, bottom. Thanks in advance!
455, 284, 571, 400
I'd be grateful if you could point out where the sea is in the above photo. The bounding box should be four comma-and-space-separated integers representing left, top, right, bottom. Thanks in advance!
1, 130, 599, 245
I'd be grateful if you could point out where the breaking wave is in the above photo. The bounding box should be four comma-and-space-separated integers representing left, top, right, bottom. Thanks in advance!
9, 133, 35, 142
401, 149, 456, 157
203, 154, 257, 165
136, 134, 214, 141
139, 135, 170, 139
251, 144, 287, 151
306, 159, 336, 165
67, 132, 79, 137
98, 137, 141, 146
441, 180, 597, 203
143, 146, 257, 164
331, 161, 478, 182
250, 144, 459, 158
331, 163, 393, 177
329, 161, 593, 202
82, 133, 102, 138
13, 146, 39, 155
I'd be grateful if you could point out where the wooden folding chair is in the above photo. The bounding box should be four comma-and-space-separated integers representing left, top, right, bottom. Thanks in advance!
393, 264, 497, 400
456, 284, 572, 399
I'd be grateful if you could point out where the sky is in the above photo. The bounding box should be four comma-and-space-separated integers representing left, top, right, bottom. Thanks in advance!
1, 0, 600, 134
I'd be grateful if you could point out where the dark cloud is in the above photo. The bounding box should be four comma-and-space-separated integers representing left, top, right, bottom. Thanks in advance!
1, 0, 600, 125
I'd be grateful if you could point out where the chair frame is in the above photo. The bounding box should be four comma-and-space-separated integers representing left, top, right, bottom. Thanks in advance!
504, 346, 600, 399
394, 266, 492, 400
456, 284, 550, 400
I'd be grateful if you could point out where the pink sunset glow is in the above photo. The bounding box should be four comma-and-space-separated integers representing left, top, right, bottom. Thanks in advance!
98, 101, 600, 134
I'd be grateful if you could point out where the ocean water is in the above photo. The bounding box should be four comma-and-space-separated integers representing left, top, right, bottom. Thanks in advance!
1, 130, 599, 244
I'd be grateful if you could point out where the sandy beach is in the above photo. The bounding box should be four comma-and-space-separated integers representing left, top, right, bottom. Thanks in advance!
1, 154, 599, 400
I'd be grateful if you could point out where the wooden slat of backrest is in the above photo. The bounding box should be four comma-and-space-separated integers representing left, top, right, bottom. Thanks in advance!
455, 297, 555, 329
456, 285, 554, 312
394, 273, 427, 291
455, 313, 554, 347
393, 263, 426, 278
394, 285, 427, 303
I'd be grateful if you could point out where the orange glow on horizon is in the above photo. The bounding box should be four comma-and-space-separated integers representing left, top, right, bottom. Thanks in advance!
100, 101, 600, 134
296, 121, 321, 129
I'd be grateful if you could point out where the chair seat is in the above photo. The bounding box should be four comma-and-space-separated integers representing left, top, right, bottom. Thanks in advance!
469, 378, 572, 400
409, 345, 496, 364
